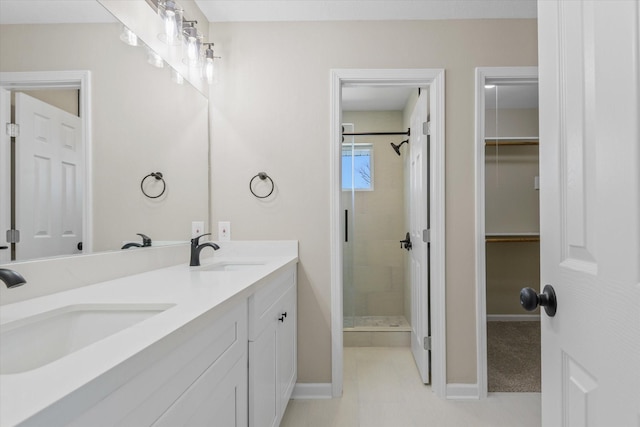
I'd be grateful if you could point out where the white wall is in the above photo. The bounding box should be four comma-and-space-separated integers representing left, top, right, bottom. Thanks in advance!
208, 19, 538, 385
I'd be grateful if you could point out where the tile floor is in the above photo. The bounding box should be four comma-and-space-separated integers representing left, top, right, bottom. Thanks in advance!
343, 316, 411, 331
281, 347, 541, 427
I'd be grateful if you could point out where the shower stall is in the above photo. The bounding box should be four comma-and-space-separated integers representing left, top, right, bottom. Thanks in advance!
341, 112, 412, 346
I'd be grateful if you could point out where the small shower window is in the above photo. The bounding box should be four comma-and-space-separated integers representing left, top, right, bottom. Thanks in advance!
342, 143, 374, 191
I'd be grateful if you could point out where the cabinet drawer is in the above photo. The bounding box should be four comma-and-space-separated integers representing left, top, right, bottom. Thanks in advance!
59, 302, 248, 427
248, 267, 295, 340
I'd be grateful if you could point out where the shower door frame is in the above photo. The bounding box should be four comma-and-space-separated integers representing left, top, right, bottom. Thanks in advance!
329, 68, 446, 399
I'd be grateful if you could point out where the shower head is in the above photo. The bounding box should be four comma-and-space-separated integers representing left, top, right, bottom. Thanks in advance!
390, 140, 409, 156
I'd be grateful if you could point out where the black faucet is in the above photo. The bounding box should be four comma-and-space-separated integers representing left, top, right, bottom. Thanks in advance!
121, 233, 152, 249
190, 233, 220, 266
0, 268, 26, 288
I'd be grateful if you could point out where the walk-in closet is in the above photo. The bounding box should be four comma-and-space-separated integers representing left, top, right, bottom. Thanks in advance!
483, 80, 541, 392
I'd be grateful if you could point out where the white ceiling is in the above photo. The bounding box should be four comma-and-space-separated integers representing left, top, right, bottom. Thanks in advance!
194, 0, 537, 23
0, 1, 116, 24
0, 0, 537, 25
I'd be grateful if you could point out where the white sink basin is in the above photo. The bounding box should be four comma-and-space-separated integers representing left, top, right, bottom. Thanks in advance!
0, 303, 174, 374
199, 262, 265, 272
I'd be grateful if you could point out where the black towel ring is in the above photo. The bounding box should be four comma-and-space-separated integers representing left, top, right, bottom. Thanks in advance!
141, 172, 166, 199
249, 172, 274, 199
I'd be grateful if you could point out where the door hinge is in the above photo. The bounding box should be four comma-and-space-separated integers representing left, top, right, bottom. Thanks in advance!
5, 123, 19, 138
6, 229, 19, 243
423, 229, 430, 243
423, 336, 432, 351
422, 121, 430, 136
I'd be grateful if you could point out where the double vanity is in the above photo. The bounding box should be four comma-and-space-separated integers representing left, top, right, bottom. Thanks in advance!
0, 241, 298, 427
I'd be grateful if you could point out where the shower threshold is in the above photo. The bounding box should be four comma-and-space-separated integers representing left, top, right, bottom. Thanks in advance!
343, 315, 411, 332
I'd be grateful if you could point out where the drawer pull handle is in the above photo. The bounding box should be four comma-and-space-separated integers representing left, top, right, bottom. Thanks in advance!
278, 312, 287, 322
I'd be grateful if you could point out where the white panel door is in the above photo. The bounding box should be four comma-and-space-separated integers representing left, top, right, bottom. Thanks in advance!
0, 88, 10, 263
15, 92, 83, 260
538, 1, 640, 425
409, 90, 430, 384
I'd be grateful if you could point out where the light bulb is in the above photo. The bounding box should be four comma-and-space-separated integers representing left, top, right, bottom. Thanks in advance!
158, 0, 183, 45
204, 58, 214, 84
187, 37, 197, 61
182, 26, 202, 67
203, 44, 215, 84
164, 11, 176, 42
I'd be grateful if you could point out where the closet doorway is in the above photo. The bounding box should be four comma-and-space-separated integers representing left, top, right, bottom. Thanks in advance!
330, 69, 446, 398
475, 67, 540, 397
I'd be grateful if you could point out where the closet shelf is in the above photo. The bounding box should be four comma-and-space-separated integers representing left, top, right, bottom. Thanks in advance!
486, 233, 540, 243
484, 137, 539, 146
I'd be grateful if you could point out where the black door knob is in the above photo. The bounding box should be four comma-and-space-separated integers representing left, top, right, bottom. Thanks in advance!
520, 285, 557, 317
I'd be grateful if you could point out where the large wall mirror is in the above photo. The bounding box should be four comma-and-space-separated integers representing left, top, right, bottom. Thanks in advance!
0, 0, 209, 262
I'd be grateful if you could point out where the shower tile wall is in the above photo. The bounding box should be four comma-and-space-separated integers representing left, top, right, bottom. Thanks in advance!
343, 111, 406, 317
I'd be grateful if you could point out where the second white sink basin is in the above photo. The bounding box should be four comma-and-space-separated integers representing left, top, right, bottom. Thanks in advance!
0, 303, 174, 375
199, 262, 265, 272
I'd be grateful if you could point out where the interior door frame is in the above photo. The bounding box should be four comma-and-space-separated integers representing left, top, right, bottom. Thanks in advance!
0, 70, 93, 257
474, 66, 539, 398
330, 68, 446, 398
0, 88, 11, 263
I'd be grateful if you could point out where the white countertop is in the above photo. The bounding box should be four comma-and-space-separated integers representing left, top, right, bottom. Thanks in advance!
0, 242, 298, 426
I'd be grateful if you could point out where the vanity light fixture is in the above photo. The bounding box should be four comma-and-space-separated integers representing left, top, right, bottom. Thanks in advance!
203, 43, 217, 84
183, 21, 202, 67
157, 0, 184, 45
120, 26, 139, 46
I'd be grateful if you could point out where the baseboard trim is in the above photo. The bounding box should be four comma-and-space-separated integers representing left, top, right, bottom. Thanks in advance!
291, 383, 333, 399
487, 314, 540, 322
446, 383, 480, 400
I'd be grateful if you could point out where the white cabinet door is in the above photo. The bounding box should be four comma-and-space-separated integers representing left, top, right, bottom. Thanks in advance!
538, 1, 640, 425
249, 322, 279, 427
276, 284, 297, 416
248, 266, 297, 427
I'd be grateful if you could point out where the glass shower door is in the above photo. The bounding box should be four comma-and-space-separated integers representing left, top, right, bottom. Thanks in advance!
342, 123, 356, 328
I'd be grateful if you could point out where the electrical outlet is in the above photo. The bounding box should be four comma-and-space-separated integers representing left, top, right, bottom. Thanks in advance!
192, 221, 205, 238
218, 221, 231, 242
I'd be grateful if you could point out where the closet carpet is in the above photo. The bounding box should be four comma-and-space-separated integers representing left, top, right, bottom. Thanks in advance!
487, 321, 541, 392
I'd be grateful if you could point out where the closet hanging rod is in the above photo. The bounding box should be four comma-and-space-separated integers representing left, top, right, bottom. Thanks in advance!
485, 236, 540, 243
485, 140, 539, 146
342, 128, 410, 137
